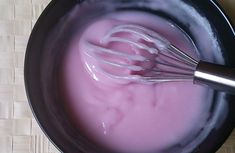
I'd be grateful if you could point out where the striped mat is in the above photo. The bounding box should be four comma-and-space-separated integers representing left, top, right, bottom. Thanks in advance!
0, 0, 233, 152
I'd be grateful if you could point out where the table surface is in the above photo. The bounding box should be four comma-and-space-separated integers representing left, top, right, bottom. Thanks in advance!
0, 0, 234, 153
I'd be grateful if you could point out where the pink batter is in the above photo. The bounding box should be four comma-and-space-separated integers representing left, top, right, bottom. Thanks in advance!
62, 11, 211, 153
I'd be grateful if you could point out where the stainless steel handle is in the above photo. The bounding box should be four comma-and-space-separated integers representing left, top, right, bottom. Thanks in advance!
194, 61, 235, 94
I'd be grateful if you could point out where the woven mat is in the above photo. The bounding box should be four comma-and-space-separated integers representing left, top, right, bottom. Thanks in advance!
0, 0, 234, 153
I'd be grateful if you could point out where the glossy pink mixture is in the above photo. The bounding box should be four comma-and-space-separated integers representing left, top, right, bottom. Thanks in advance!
62, 12, 210, 153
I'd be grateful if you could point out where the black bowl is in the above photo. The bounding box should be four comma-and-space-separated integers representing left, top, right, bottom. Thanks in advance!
25, 0, 235, 153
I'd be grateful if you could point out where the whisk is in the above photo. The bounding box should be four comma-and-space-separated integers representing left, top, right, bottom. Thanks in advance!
85, 24, 235, 93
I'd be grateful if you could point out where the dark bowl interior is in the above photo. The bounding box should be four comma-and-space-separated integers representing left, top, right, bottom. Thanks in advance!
25, 0, 235, 153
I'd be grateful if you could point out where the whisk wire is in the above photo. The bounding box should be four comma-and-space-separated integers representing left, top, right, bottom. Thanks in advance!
85, 24, 199, 83
168, 45, 198, 66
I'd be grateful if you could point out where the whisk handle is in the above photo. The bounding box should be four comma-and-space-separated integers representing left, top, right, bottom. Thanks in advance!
194, 61, 235, 94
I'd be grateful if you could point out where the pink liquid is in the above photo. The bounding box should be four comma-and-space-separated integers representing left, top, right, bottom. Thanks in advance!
62, 11, 212, 153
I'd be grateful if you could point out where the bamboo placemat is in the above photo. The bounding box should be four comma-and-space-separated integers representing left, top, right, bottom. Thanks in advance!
0, 0, 60, 152
0, 0, 234, 153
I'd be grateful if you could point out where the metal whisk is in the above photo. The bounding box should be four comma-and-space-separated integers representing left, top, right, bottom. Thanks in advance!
85, 24, 235, 93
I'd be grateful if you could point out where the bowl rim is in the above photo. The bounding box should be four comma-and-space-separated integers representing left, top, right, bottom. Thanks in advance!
24, 0, 235, 153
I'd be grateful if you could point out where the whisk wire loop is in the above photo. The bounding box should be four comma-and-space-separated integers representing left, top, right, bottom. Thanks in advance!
85, 24, 199, 83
